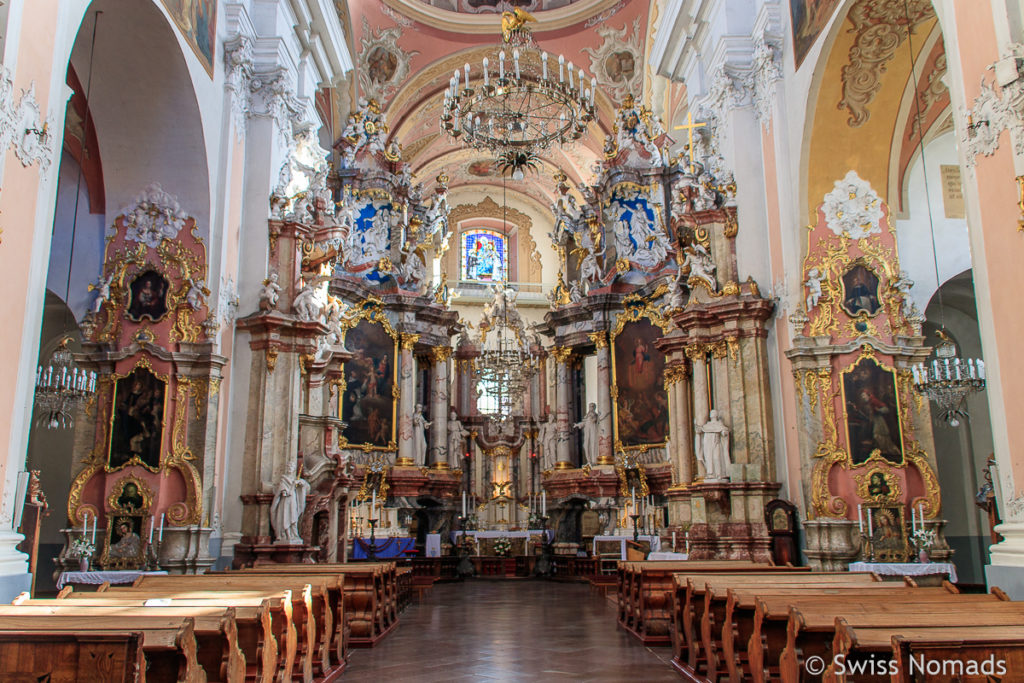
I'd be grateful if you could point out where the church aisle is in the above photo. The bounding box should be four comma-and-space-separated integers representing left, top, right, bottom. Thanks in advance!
343, 580, 679, 682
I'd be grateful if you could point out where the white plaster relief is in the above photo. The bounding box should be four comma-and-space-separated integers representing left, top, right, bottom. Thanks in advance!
223, 34, 254, 141
582, 16, 644, 105
962, 45, 1024, 167
822, 171, 884, 240
119, 183, 189, 247
249, 68, 302, 142
0, 71, 57, 174
749, 33, 783, 126
358, 17, 418, 106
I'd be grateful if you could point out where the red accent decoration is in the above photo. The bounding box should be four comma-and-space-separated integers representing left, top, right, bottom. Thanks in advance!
65, 65, 105, 214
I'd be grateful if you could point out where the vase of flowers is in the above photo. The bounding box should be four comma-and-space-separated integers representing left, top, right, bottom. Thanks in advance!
493, 537, 512, 558
70, 537, 96, 572
910, 527, 936, 563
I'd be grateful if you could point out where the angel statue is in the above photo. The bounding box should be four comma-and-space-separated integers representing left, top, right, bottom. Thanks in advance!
259, 273, 282, 311
805, 268, 823, 311
89, 273, 115, 314
292, 278, 324, 321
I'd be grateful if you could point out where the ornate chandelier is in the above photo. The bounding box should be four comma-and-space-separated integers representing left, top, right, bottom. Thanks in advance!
474, 285, 538, 421
440, 9, 596, 172
912, 334, 985, 427
34, 337, 97, 429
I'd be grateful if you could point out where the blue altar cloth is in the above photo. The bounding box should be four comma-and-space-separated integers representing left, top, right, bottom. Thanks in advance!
352, 536, 416, 559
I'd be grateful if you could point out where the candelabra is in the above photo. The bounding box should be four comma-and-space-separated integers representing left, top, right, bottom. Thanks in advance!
858, 530, 875, 563
912, 336, 985, 427
630, 514, 641, 543
365, 518, 379, 561
144, 538, 162, 571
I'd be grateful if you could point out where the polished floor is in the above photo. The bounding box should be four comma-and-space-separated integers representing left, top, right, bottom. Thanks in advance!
344, 580, 679, 682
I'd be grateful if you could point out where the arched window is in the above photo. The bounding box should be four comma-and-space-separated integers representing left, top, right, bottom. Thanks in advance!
462, 229, 508, 282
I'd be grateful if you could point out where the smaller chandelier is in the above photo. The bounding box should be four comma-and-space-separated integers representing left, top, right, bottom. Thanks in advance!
912, 335, 985, 427
34, 337, 96, 430
440, 11, 596, 154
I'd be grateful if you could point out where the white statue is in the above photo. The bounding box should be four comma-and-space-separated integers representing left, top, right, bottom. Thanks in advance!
184, 277, 208, 311
90, 273, 114, 314
325, 303, 347, 349
629, 209, 668, 268
540, 414, 558, 471
396, 246, 426, 291
260, 273, 282, 311
412, 404, 431, 466
805, 267, 823, 311
270, 458, 310, 544
682, 244, 717, 291
892, 270, 918, 317
694, 410, 731, 482
666, 271, 686, 310
573, 403, 600, 467
579, 247, 604, 291
568, 280, 584, 304
448, 411, 470, 468
292, 279, 321, 321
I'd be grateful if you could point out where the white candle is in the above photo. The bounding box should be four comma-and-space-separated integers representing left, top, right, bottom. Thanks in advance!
858, 504, 864, 533
82, 513, 88, 540
631, 487, 636, 512
464, 63, 470, 86
92, 516, 97, 544
542, 491, 546, 515
918, 503, 924, 532
978, 360, 985, 380
558, 54, 564, 82
372, 490, 377, 516
910, 505, 916, 532
541, 52, 548, 80
462, 491, 467, 517
149, 517, 155, 544
672, 531, 677, 549
499, 50, 505, 80
158, 513, 165, 542
483, 57, 489, 87
866, 508, 873, 535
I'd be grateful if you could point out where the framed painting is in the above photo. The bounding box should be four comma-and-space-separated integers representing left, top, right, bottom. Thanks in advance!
107, 475, 154, 514
341, 318, 397, 449
841, 263, 881, 317
612, 315, 669, 449
101, 513, 148, 570
160, 0, 217, 76
789, 0, 843, 70
866, 503, 910, 563
842, 355, 904, 465
108, 365, 167, 471
126, 270, 170, 322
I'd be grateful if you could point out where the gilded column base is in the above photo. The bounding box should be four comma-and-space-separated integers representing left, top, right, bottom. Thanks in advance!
394, 457, 416, 467
554, 461, 575, 470
595, 456, 615, 465
431, 462, 451, 470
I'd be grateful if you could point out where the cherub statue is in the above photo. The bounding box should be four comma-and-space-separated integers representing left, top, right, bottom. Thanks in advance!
892, 270, 918, 317
666, 271, 686, 310
259, 273, 282, 311
89, 273, 114, 314
804, 267, 823, 311
568, 280, 584, 304
292, 278, 322, 321
184, 277, 209, 311
681, 243, 717, 291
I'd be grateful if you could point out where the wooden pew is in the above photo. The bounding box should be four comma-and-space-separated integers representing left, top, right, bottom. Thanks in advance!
43, 589, 285, 683
890, 627, 1024, 683
122, 576, 322, 682
617, 560, 782, 645
0, 615, 206, 683
0, 603, 245, 683
763, 593, 1022, 683
0, 630, 145, 682
829, 616, 1024, 683
672, 572, 881, 681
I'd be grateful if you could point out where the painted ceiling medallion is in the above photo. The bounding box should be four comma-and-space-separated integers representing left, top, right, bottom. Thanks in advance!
581, 16, 643, 105
359, 17, 419, 106
822, 170, 883, 240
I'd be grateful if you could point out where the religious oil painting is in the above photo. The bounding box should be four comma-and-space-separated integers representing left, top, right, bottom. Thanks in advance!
843, 356, 904, 466
789, 0, 842, 69
102, 514, 147, 570
841, 263, 881, 317
613, 319, 669, 447
866, 503, 910, 563
108, 367, 166, 471
127, 270, 170, 322
160, 0, 217, 76
462, 229, 507, 282
342, 320, 396, 448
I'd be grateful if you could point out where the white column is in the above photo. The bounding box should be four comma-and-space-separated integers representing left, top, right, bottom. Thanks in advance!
593, 335, 614, 465
429, 347, 451, 468
552, 347, 573, 468
396, 334, 418, 466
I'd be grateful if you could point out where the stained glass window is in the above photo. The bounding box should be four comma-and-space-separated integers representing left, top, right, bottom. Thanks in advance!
461, 229, 507, 282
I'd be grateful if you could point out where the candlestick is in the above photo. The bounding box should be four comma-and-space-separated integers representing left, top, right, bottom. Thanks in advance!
866, 508, 873, 535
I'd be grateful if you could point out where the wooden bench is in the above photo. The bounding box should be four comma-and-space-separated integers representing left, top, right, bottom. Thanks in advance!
0, 630, 145, 682
890, 627, 1024, 683
47, 589, 288, 683
617, 560, 781, 645
0, 615, 206, 683
829, 616, 1024, 683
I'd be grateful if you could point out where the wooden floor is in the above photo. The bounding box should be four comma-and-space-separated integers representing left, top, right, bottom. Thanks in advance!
344, 579, 679, 681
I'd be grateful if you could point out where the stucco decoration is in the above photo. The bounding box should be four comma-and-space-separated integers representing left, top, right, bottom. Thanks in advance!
223, 34, 254, 140
908, 52, 946, 142
749, 32, 783, 125
359, 17, 419, 106
582, 17, 644, 105
270, 127, 332, 221
0, 71, 57, 173
838, 0, 934, 128
249, 68, 301, 140
962, 43, 1024, 166
119, 184, 189, 248
822, 171, 883, 239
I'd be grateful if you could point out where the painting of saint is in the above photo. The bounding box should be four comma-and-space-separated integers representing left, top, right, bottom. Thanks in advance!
867, 504, 908, 562
789, 0, 842, 70
115, 481, 146, 512
342, 320, 396, 447
127, 271, 169, 322
604, 50, 636, 84
109, 367, 166, 470
841, 264, 881, 316
104, 515, 146, 569
160, 0, 217, 76
613, 319, 668, 446
843, 357, 904, 465
462, 231, 506, 282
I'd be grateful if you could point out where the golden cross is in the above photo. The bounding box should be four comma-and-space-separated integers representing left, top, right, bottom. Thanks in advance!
674, 111, 707, 173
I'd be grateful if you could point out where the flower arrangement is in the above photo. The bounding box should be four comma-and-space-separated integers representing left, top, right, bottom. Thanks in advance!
69, 537, 95, 559
911, 527, 936, 551
527, 511, 545, 528
463, 514, 480, 531
492, 537, 512, 557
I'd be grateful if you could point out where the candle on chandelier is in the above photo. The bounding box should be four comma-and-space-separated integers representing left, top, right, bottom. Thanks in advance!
483, 57, 490, 86
464, 63, 470, 87
541, 52, 548, 80
558, 54, 565, 82
578, 68, 584, 95
499, 50, 505, 80
567, 61, 575, 88
967, 358, 976, 379
977, 359, 986, 379
513, 49, 521, 80
590, 77, 596, 105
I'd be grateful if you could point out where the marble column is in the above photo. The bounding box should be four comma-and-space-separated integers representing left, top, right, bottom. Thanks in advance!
429, 347, 452, 468
676, 366, 694, 485
591, 333, 614, 465
689, 349, 710, 479
552, 346, 573, 469
396, 333, 419, 466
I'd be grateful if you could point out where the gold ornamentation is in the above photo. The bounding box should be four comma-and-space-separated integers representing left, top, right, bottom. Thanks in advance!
401, 333, 420, 350
725, 336, 739, 361
721, 280, 741, 296
550, 346, 572, 364
107, 475, 155, 513
588, 332, 608, 350
67, 464, 102, 526
662, 363, 690, 388
266, 349, 279, 373
723, 211, 738, 238
853, 461, 903, 503
430, 346, 453, 363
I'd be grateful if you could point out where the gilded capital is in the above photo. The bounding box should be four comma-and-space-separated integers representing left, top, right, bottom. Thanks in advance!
550, 346, 573, 364
430, 346, 454, 363
400, 333, 421, 350
588, 332, 609, 350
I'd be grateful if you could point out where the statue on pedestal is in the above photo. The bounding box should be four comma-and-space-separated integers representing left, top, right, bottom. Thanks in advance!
270, 458, 310, 544
412, 404, 431, 466
573, 403, 600, 467
448, 411, 470, 468
259, 273, 282, 311
695, 410, 731, 482
682, 244, 717, 291
539, 414, 557, 471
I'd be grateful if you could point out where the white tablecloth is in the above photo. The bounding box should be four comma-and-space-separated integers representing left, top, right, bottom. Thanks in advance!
647, 552, 689, 560
57, 570, 168, 589
848, 561, 958, 583
425, 533, 441, 558
450, 530, 553, 543
592, 535, 662, 560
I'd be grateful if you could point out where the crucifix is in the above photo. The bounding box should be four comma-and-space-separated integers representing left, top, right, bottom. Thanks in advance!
674, 111, 707, 173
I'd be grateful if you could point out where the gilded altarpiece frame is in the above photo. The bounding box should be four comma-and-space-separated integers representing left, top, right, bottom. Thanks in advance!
338, 299, 399, 451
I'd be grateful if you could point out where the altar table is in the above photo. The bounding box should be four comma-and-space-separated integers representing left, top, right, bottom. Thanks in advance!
592, 535, 662, 560
449, 530, 554, 544
848, 560, 958, 583
352, 536, 416, 560
57, 570, 168, 589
